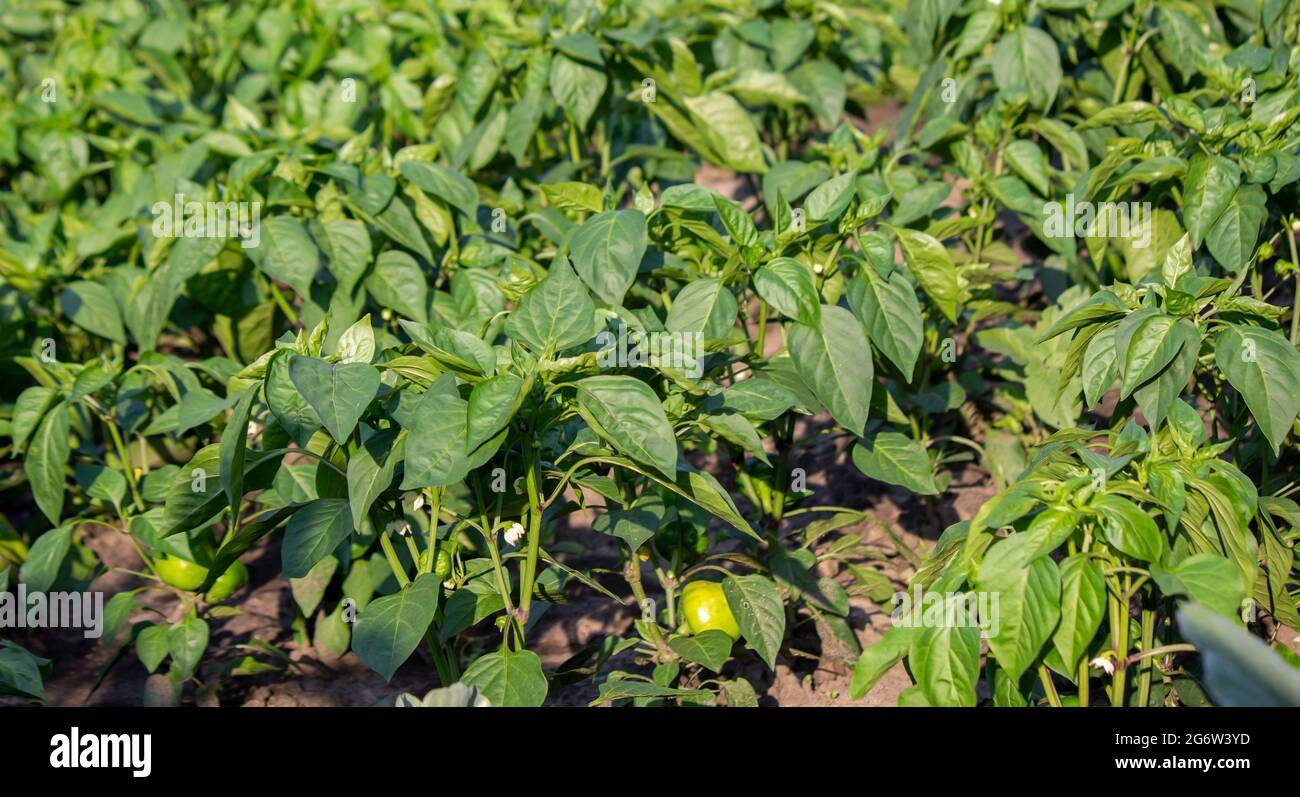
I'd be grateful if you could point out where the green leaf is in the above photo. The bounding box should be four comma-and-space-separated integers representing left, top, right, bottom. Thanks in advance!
462, 647, 548, 706
505, 258, 598, 352
259, 216, 321, 298
722, 574, 785, 670
25, 401, 70, 524
568, 210, 646, 306
1182, 153, 1240, 248
683, 92, 767, 173
219, 389, 255, 509
574, 376, 678, 476
346, 428, 405, 530
1205, 184, 1266, 273
846, 266, 923, 380
364, 250, 428, 323
668, 630, 734, 673
1093, 494, 1165, 562
975, 533, 1061, 681
1003, 140, 1050, 195
1176, 603, 1300, 707
399, 387, 470, 489
851, 432, 939, 495
400, 161, 478, 218
167, 616, 209, 680
265, 354, 320, 448
1074, 101, 1164, 130
59, 280, 125, 343
19, 525, 72, 593
909, 622, 981, 706
849, 625, 914, 699
1152, 553, 1246, 618
665, 278, 738, 339
10, 386, 56, 453
891, 226, 960, 322
352, 573, 442, 682
1114, 309, 1180, 398
549, 54, 606, 131
282, 498, 354, 579
788, 306, 873, 436
754, 258, 820, 326
1214, 324, 1300, 454
991, 26, 1062, 110
466, 374, 526, 452
288, 357, 380, 444
1052, 553, 1106, 671
0, 642, 49, 700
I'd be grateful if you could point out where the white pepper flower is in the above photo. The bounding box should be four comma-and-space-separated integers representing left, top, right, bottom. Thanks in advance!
503, 522, 526, 546
386, 520, 412, 536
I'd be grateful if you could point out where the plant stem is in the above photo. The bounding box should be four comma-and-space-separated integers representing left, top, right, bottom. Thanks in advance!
517, 443, 545, 633
104, 416, 145, 512
1078, 659, 1090, 707
1039, 665, 1062, 707
1136, 607, 1155, 708
1287, 216, 1299, 345
379, 532, 410, 589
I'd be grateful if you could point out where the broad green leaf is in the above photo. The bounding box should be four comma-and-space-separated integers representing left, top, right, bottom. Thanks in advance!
851, 432, 939, 495
665, 278, 738, 339
1176, 603, 1300, 707
683, 92, 766, 173
909, 621, 981, 706
568, 210, 646, 306
849, 624, 914, 699
1093, 494, 1165, 562
25, 401, 70, 524
846, 265, 923, 380
1151, 553, 1246, 618
288, 357, 380, 444
1205, 184, 1266, 273
259, 216, 320, 297
466, 374, 526, 452
891, 227, 960, 322
346, 429, 405, 530
504, 258, 598, 352
788, 306, 873, 436
574, 376, 678, 476
754, 258, 820, 326
353, 573, 442, 681
668, 630, 734, 672
975, 533, 1061, 681
1182, 153, 1240, 248
1214, 324, 1300, 454
462, 647, 548, 706
282, 498, 354, 578
19, 525, 72, 593
722, 574, 785, 670
400, 161, 478, 218
991, 26, 1062, 110
549, 54, 606, 131
399, 387, 470, 489
1052, 553, 1106, 671
1113, 309, 1180, 398
59, 281, 125, 343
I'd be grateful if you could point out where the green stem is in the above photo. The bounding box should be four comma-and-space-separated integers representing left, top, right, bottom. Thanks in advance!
1078, 658, 1090, 707
379, 532, 410, 589
1287, 217, 1299, 345
1039, 665, 1062, 707
517, 444, 545, 632
1136, 607, 1155, 708
105, 417, 145, 513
